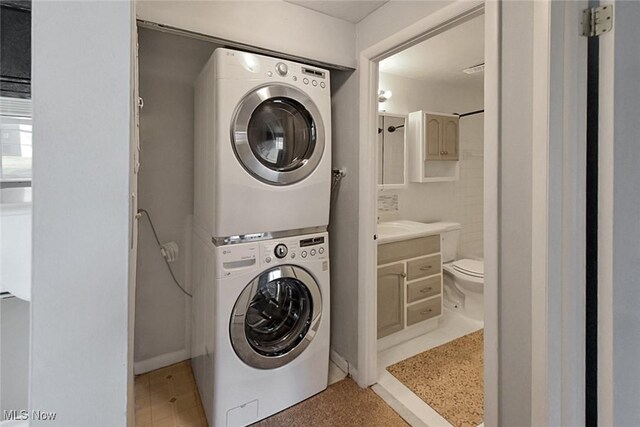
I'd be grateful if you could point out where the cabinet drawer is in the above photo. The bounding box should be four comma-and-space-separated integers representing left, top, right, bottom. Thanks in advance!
407, 297, 442, 326
407, 275, 441, 303
378, 235, 440, 265
407, 254, 441, 280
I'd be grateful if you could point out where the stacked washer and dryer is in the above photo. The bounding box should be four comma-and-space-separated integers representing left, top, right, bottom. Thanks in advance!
191, 48, 332, 427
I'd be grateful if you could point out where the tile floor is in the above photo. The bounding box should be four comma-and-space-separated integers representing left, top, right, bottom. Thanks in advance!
135, 360, 207, 427
374, 309, 484, 427
135, 360, 349, 427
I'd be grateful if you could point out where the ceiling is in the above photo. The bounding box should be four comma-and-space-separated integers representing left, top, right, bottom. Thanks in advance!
284, 0, 389, 23
379, 14, 484, 84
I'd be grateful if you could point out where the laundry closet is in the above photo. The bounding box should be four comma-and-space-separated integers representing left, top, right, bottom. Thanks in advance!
133, 10, 357, 425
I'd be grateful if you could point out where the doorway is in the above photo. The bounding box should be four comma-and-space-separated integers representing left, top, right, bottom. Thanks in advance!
371, 10, 487, 426
355, 2, 499, 425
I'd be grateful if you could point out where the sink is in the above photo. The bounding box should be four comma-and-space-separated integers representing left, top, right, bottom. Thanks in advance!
377, 220, 457, 244
377, 222, 414, 235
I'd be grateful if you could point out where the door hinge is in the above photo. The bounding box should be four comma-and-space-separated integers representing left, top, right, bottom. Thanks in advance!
582, 4, 613, 37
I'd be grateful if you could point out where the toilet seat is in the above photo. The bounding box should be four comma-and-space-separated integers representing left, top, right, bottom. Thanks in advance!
452, 259, 484, 279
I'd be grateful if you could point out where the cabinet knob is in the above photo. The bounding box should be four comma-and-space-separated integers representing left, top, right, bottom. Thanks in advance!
420, 265, 433, 271
440, 151, 445, 155
420, 309, 433, 315
419, 287, 433, 293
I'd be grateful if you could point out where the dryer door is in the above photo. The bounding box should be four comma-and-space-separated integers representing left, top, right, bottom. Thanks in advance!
231, 84, 325, 186
230, 265, 322, 369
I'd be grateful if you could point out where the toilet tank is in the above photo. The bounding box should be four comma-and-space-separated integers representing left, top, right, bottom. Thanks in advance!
436, 222, 461, 263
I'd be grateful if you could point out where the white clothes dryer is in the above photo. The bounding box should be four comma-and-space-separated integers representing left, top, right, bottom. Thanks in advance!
191, 226, 330, 427
194, 48, 332, 239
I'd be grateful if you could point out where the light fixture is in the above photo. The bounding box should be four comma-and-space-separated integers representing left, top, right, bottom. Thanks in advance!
378, 89, 392, 102
462, 63, 485, 74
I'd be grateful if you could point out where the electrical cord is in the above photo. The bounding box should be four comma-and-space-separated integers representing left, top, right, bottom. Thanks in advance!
138, 208, 192, 298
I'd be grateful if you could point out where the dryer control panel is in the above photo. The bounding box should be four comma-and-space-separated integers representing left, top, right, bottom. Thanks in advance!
261, 233, 328, 267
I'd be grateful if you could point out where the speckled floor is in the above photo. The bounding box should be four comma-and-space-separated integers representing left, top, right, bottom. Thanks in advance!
136, 361, 405, 427
252, 378, 409, 427
387, 329, 484, 427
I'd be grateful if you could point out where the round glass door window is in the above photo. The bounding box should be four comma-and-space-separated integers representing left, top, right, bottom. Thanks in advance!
230, 265, 322, 369
232, 85, 325, 186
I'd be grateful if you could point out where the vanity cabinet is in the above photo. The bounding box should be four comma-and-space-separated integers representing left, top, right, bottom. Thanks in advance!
377, 263, 405, 338
377, 235, 443, 339
408, 111, 460, 182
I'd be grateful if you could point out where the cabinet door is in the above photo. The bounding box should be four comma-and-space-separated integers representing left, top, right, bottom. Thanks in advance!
440, 115, 459, 160
377, 263, 405, 338
424, 114, 442, 160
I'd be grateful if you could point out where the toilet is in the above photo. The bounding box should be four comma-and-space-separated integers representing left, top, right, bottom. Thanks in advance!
440, 223, 484, 322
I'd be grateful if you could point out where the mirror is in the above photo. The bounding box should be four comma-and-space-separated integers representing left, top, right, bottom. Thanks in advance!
377, 113, 406, 188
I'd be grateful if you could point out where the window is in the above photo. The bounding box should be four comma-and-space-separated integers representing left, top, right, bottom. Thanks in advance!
0, 97, 32, 184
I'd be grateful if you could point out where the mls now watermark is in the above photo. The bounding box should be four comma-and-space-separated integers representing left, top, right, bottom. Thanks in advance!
4, 410, 57, 421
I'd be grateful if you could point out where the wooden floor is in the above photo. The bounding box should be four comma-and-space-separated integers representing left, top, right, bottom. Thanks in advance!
135, 360, 407, 427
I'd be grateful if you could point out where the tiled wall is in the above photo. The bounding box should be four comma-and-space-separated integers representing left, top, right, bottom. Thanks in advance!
377, 72, 484, 260
378, 194, 399, 212
457, 114, 484, 258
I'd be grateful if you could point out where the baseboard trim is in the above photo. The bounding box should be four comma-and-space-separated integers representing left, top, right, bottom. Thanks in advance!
330, 348, 359, 381
134, 348, 191, 375
329, 349, 349, 374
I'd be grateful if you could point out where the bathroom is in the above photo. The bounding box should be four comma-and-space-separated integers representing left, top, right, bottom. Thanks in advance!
373, 13, 486, 426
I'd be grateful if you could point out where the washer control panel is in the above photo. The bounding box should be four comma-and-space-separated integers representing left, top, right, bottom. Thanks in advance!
263, 57, 328, 90
261, 233, 328, 266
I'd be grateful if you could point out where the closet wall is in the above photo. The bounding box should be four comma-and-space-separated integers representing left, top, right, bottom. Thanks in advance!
135, 28, 220, 371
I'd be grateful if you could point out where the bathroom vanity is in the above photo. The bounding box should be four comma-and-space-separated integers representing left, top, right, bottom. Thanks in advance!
376, 220, 455, 349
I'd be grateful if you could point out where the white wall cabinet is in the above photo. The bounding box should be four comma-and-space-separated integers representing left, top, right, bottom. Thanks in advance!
408, 110, 460, 182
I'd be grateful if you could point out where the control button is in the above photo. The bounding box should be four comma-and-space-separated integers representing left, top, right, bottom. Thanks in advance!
312, 80, 318, 87
292, 76, 298, 81
291, 252, 296, 259
310, 249, 316, 256
303, 78, 309, 85
266, 71, 273, 77
275, 62, 288, 76
319, 247, 325, 254
274, 244, 288, 259
301, 251, 308, 258
320, 82, 326, 88
265, 256, 272, 263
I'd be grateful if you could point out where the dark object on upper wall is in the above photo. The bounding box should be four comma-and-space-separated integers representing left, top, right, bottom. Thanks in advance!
0, 0, 31, 99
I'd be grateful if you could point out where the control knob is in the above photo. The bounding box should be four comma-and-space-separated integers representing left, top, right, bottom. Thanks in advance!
275, 62, 288, 76
274, 244, 288, 259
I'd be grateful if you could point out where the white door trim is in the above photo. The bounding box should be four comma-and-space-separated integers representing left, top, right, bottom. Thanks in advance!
530, 1, 588, 425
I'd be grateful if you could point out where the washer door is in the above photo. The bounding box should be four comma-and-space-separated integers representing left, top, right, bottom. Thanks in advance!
231, 84, 325, 185
230, 265, 322, 369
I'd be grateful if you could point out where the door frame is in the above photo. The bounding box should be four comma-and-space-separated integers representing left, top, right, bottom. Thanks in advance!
356, 1, 588, 425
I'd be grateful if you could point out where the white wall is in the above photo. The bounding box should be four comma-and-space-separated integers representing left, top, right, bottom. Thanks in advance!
377, 72, 484, 258
137, 0, 356, 69
600, 2, 640, 424
497, 2, 533, 424
135, 28, 218, 373
30, 2, 133, 425
1, 298, 29, 415
328, 69, 360, 368
356, 1, 453, 53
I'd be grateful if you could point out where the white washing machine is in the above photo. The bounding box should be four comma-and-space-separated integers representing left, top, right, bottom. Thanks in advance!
194, 48, 332, 239
191, 227, 330, 427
